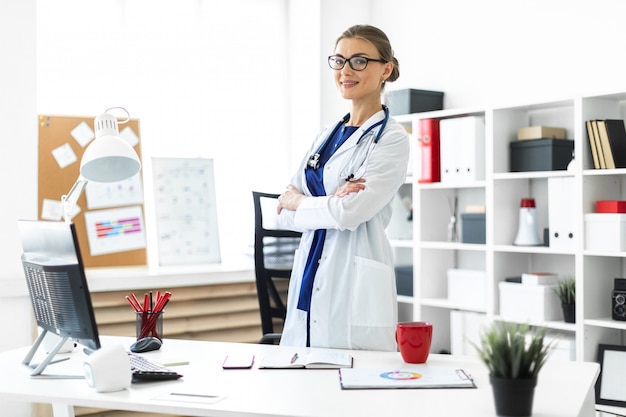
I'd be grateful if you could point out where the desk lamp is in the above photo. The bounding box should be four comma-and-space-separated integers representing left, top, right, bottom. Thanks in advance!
61, 107, 141, 222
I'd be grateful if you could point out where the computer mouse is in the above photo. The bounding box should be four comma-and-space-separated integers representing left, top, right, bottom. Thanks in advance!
130, 336, 162, 353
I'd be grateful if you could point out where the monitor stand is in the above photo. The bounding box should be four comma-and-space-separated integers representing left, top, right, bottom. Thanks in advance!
21, 329, 82, 378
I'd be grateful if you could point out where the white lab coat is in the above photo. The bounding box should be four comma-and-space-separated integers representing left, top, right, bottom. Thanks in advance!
276, 108, 410, 351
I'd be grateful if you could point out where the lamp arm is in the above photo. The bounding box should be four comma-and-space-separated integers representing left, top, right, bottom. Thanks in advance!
61, 178, 88, 223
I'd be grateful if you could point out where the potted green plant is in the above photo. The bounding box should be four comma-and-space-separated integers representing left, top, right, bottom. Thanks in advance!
553, 277, 576, 323
473, 321, 554, 417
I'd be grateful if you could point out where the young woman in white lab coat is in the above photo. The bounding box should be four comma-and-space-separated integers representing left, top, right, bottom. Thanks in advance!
276, 25, 410, 351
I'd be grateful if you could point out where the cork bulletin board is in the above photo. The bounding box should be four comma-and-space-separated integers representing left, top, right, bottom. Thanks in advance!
38, 114, 147, 267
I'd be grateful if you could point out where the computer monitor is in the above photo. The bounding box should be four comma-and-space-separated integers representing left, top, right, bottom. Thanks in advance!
17, 219, 101, 377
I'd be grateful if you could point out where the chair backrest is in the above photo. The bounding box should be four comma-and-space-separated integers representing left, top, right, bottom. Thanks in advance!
252, 191, 302, 344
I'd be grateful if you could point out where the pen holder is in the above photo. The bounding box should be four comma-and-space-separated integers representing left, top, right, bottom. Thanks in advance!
136, 311, 163, 340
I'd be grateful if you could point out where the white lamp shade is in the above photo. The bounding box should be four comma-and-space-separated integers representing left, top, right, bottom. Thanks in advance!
80, 113, 141, 182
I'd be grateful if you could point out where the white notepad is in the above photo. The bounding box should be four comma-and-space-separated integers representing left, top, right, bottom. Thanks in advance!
259, 351, 353, 369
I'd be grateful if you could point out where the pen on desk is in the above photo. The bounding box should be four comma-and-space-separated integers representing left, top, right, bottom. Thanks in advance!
161, 360, 190, 367
290, 353, 298, 364
170, 392, 220, 399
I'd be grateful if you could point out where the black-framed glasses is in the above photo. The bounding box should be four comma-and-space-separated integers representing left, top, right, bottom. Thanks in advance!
328, 55, 387, 71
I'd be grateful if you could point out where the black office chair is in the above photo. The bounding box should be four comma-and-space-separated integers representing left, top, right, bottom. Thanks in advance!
252, 191, 302, 344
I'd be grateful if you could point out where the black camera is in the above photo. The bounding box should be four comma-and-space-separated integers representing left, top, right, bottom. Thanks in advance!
612, 278, 626, 321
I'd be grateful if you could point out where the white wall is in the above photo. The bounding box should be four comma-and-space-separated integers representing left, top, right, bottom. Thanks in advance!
36, 0, 295, 267
318, 0, 372, 127
0, 2, 37, 416
371, 0, 626, 109
318, 0, 626, 124
0, 0, 37, 338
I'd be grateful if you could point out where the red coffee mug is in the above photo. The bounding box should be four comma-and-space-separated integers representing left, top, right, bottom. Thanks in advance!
395, 321, 433, 364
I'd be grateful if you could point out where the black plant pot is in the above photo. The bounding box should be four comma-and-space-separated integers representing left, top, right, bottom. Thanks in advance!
490, 375, 537, 416
562, 303, 575, 323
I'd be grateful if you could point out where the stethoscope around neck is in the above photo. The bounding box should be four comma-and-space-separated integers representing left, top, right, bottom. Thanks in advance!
306, 105, 389, 181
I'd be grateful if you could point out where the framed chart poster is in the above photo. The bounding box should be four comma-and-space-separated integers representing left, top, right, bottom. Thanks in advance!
152, 157, 221, 266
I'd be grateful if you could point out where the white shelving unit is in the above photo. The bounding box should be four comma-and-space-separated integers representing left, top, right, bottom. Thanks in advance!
388, 90, 626, 370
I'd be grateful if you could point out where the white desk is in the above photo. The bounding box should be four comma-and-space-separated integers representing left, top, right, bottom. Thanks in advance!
0, 336, 599, 417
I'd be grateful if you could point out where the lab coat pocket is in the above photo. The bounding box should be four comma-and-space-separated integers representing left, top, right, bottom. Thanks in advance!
351, 255, 394, 327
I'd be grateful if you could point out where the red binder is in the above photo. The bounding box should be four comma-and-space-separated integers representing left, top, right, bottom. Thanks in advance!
418, 118, 440, 183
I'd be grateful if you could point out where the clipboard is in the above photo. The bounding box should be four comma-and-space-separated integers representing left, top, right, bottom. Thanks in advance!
338, 367, 475, 390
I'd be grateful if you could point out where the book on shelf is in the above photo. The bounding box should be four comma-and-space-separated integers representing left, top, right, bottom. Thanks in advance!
591, 120, 607, 169
603, 119, 626, 168
258, 350, 353, 369
517, 125, 566, 141
596, 120, 616, 169
521, 272, 559, 285
586, 120, 601, 169
338, 367, 476, 390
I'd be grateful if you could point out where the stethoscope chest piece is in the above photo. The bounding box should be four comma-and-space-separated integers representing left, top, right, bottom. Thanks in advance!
307, 153, 321, 170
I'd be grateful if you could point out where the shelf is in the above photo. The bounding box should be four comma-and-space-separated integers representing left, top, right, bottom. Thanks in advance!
583, 167, 626, 176
492, 171, 575, 181
583, 250, 626, 258
397, 295, 414, 304
404, 90, 626, 365
86, 262, 254, 292
420, 297, 487, 314
494, 316, 576, 333
493, 244, 575, 256
585, 317, 626, 330
419, 241, 485, 251
418, 180, 486, 190
393, 106, 486, 124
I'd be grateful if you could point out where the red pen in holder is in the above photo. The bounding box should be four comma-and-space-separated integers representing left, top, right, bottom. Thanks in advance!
136, 311, 163, 341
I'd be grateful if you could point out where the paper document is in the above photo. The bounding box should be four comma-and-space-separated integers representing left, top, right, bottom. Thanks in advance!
339, 366, 475, 389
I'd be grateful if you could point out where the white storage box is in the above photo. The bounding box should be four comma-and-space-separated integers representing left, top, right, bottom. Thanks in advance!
450, 310, 488, 356
498, 282, 561, 321
545, 333, 576, 362
585, 213, 626, 251
448, 268, 486, 308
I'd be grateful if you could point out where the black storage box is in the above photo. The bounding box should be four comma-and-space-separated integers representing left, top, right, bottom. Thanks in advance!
461, 213, 486, 244
395, 266, 413, 296
385, 89, 443, 116
510, 139, 574, 172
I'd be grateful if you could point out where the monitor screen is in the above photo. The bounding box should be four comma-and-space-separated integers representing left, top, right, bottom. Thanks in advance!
17, 220, 101, 355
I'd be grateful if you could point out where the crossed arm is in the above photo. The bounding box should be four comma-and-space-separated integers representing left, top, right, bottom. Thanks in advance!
276, 178, 366, 214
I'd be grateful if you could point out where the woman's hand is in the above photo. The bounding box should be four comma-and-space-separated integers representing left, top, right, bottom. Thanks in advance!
277, 185, 306, 214
335, 178, 365, 197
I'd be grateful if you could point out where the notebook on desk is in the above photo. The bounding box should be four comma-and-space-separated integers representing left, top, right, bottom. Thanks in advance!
259, 350, 353, 369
